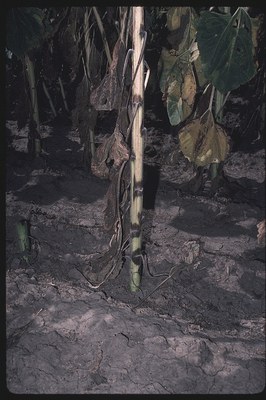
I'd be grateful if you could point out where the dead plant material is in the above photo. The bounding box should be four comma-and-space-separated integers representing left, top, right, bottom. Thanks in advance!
72, 76, 98, 145
90, 38, 126, 111
179, 110, 230, 167
76, 161, 130, 288
104, 160, 130, 233
257, 219, 265, 246
91, 126, 130, 179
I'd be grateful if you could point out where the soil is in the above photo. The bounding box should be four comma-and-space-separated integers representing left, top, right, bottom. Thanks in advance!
5, 111, 265, 395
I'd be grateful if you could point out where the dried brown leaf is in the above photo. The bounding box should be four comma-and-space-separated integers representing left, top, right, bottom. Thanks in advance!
257, 219, 265, 246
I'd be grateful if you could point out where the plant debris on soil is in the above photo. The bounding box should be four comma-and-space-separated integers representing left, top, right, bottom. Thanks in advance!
5, 110, 265, 394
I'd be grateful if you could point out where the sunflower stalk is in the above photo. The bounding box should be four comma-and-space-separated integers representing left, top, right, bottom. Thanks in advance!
129, 7, 145, 292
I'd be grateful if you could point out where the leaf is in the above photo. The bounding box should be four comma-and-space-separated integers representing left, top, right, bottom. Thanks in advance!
6, 8, 46, 57
158, 47, 178, 93
179, 110, 230, 166
166, 7, 191, 53
166, 64, 196, 126
193, 53, 208, 88
197, 8, 257, 93
71, 76, 98, 145
90, 38, 126, 110
91, 126, 129, 179
167, 7, 190, 31
181, 69, 196, 107
167, 91, 183, 125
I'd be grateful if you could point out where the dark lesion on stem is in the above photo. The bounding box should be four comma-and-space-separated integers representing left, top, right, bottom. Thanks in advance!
132, 94, 143, 103
130, 222, 142, 238
133, 180, 144, 198
131, 249, 143, 266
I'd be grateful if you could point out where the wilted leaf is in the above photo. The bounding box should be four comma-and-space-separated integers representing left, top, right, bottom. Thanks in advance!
166, 7, 191, 53
91, 126, 129, 179
193, 53, 208, 88
181, 69, 196, 107
90, 38, 126, 110
179, 110, 230, 166
189, 41, 199, 63
166, 64, 196, 126
167, 7, 189, 31
197, 8, 257, 93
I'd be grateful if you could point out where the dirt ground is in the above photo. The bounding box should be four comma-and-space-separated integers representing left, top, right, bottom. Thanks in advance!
5, 112, 265, 395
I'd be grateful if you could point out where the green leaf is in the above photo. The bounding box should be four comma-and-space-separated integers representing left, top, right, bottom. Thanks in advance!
167, 89, 183, 125
197, 8, 257, 93
6, 8, 46, 57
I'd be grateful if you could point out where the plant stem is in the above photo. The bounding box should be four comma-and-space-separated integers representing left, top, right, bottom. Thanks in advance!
58, 77, 69, 112
42, 80, 57, 117
215, 89, 224, 123
213, 87, 228, 179
84, 7, 91, 82
92, 7, 112, 66
83, 8, 96, 159
24, 54, 41, 156
130, 7, 145, 292
89, 128, 95, 158
210, 162, 219, 180
16, 220, 31, 261
208, 85, 215, 112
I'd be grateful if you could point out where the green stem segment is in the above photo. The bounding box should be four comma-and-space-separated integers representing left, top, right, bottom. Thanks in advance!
210, 162, 219, 180
16, 220, 31, 261
215, 89, 224, 124
130, 7, 145, 292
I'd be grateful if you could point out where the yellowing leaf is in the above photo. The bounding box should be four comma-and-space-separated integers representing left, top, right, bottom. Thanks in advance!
166, 64, 196, 126
181, 68, 196, 107
179, 110, 230, 166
